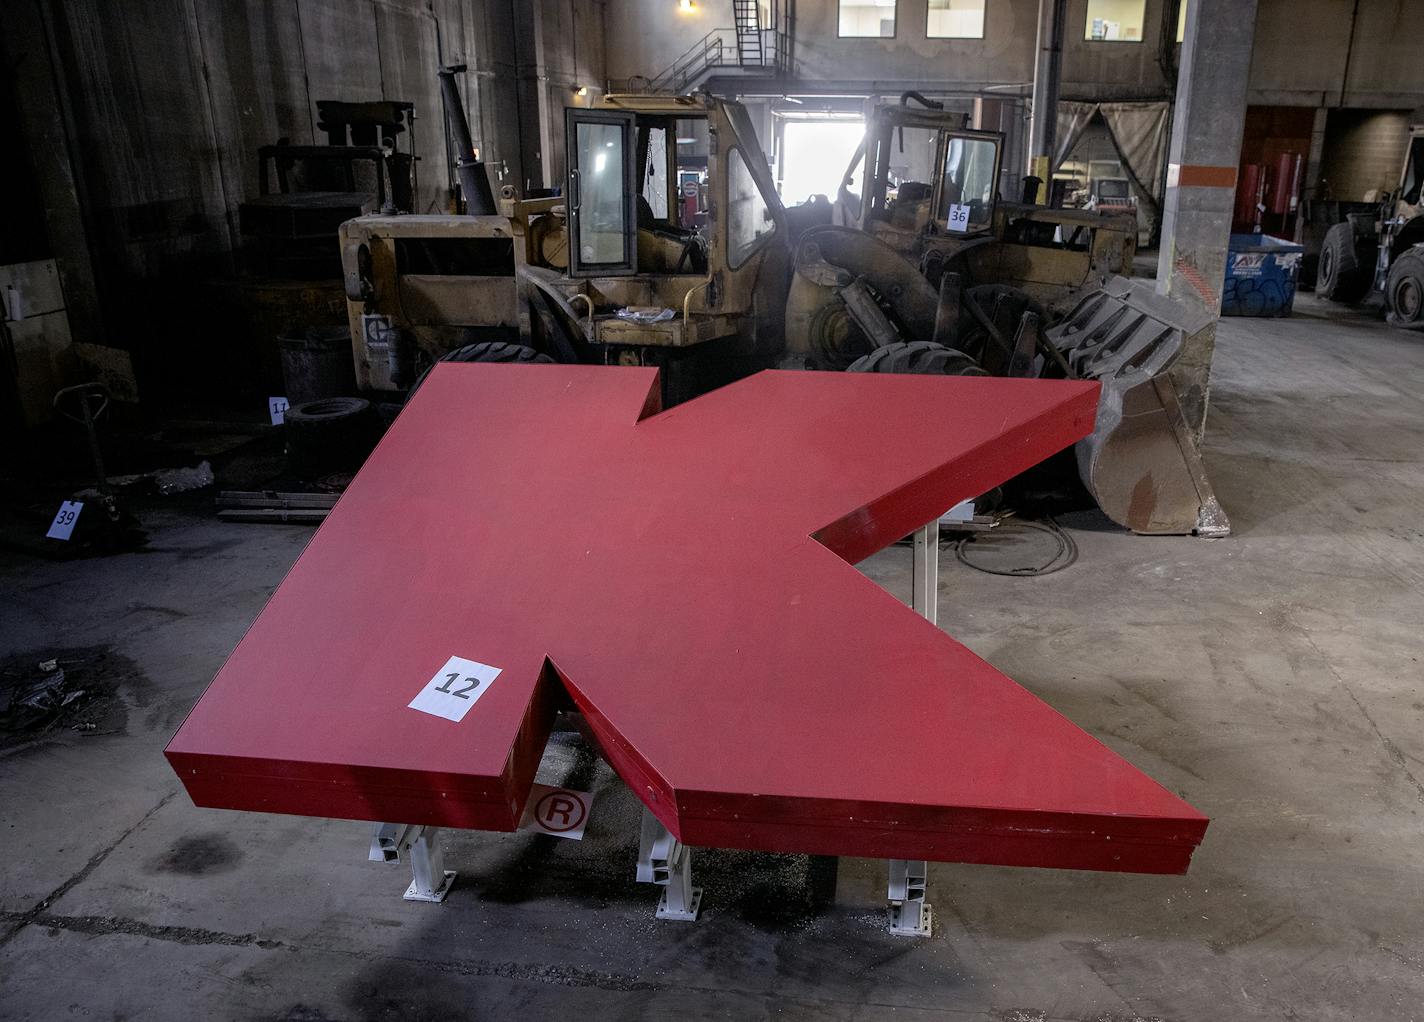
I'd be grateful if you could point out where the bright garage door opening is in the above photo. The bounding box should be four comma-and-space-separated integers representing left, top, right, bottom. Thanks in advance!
780, 120, 866, 207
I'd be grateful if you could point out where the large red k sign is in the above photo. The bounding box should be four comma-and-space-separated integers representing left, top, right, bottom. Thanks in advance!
167, 366, 1207, 875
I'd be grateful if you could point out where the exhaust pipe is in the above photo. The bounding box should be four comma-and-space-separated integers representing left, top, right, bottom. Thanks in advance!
437, 64, 497, 215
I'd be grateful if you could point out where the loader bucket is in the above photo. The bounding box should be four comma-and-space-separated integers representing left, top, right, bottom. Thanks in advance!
1046, 278, 1230, 537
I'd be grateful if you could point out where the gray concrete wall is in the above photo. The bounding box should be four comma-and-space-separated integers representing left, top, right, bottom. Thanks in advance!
2, 0, 603, 383
605, 0, 1424, 107
1249, 0, 1424, 108
1318, 109, 1415, 201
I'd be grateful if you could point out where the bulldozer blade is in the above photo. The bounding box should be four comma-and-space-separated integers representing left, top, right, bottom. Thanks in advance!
1047, 278, 1230, 537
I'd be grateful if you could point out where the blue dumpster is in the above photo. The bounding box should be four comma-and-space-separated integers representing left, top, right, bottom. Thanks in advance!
1222, 234, 1304, 317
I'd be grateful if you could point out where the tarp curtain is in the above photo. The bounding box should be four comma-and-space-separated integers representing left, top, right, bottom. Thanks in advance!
1052, 100, 1171, 216
1054, 101, 1101, 174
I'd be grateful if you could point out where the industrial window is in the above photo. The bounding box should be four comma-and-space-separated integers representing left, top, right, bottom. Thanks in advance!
574, 120, 630, 266
726, 147, 776, 267
939, 136, 999, 229
838, 0, 896, 38
926, 0, 985, 39
1084, 0, 1145, 41
1176, 0, 1188, 42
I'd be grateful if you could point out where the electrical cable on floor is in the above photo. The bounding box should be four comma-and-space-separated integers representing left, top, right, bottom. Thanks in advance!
952, 516, 1078, 577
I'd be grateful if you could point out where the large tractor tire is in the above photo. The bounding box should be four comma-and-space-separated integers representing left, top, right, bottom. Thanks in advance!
1385, 248, 1424, 330
1316, 222, 1373, 303
409, 341, 554, 396
284, 397, 378, 476
847, 341, 988, 376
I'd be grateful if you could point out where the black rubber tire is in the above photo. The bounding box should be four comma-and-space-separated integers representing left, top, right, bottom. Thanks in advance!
409, 341, 554, 396
1385, 248, 1424, 330
442, 341, 555, 365
847, 341, 988, 376
284, 397, 377, 476
1316, 222, 1373, 303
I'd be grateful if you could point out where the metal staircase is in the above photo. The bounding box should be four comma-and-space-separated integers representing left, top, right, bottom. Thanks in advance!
611, 2, 795, 95
733, 0, 763, 66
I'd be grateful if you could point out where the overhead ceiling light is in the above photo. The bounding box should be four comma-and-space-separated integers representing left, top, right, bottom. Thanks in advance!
678, 0, 697, 11
573, 85, 588, 97
676, 137, 697, 144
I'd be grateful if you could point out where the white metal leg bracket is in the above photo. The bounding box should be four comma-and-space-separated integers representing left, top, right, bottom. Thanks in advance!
886, 522, 939, 937
636, 807, 702, 921
911, 519, 939, 625
887, 858, 933, 936
369, 823, 457, 903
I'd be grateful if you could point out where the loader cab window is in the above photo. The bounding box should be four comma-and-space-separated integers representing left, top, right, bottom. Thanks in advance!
637, 117, 708, 233
727, 146, 777, 267
566, 109, 637, 275
576, 125, 627, 264
635, 115, 710, 274
939, 135, 998, 230
642, 126, 672, 220
866, 125, 940, 229
864, 118, 1001, 234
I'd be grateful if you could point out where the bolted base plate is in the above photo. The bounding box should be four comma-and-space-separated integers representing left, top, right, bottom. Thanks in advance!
887, 901, 933, 937
655, 886, 703, 921
404, 870, 457, 903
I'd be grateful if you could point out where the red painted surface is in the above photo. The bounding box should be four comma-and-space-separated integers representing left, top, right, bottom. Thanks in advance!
167, 366, 1208, 874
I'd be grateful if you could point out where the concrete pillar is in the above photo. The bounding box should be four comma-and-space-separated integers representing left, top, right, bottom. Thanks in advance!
975, 96, 1026, 202
1026, 0, 1066, 199
1156, 0, 1259, 442
1302, 106, 1329, 205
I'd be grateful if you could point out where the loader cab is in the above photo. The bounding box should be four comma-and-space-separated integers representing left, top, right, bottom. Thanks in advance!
564, 97, 786, 281
534, 96, 791, 404
840, 106, 1003, 250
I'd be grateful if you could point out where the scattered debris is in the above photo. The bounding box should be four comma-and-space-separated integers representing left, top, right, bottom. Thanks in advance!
0, 648, 144, 750
2, 659, 84, 734
155, 460, 214, 495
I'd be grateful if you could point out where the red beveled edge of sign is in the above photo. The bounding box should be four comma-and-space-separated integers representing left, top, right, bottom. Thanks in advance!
814, 380, 1101, 566
164, 748, 522, 829
548, 657, 682, 835
163, 666, 562, 831
674, 791, 1208, 874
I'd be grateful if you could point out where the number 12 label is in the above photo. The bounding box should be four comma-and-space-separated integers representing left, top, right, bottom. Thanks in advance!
947, 203, 970, 233
408, 656, 503, 722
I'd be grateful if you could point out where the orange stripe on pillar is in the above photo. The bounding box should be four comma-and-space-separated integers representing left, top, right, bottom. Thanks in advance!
1167, 164, 1239, 189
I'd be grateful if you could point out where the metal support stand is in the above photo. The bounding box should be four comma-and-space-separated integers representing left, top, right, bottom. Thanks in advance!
887, 858, 933, 936
369, 823, 456, 903
911, 520, 939, 625
636, 807, 702, 921
888, 521, 938, 936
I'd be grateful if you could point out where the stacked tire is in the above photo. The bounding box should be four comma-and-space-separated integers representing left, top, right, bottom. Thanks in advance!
284, 397, 379, 477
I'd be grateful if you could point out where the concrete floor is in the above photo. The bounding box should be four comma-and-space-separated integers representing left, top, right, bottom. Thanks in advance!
2, 294, 1422, 1021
